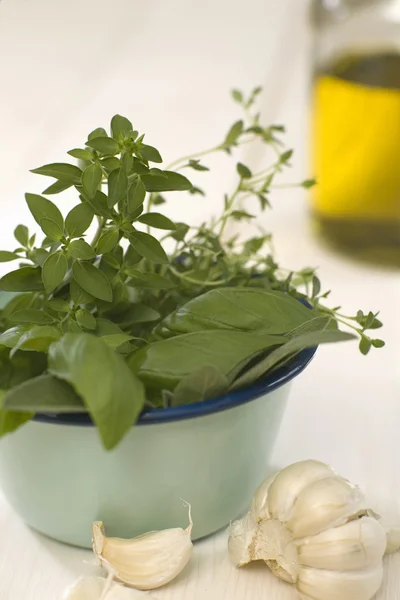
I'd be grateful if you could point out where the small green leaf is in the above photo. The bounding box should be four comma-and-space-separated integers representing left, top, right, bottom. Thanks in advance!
137, 212, 176, 230
128, 177, 146, 213
86, 136, 120, 155
76, 309, 97, 330
39, 218, 64, 241
0, 251, 18, 263
88, 127, 108, 141
42, 251, 68, 293
236, 162, 252, 179
11, 325, 61, 355
111, 115, 133, 140
72, 261, 113, 302
312, 275, 321, 298
68, 239, 96, 260
359, 337, 372, 355
186, 159, 209, 172
30, 163, 82, 184
171, 222, 189, 242
65, 203, 94, 238
126, 270, 176, 289
25, 193, 64, 231
114, 304, 160, 327
231, 89, 243, 103
42, 179, 74, 195
86, 190, 111, 217
10, 309, 53, 325
302, 178, 317, 189
129, 231, 168, 264
0, 325, 31, 348
101, 157, 121, 172
152, 194, 166, 205
371, 338, 385, 348
280, 149, 293, 164
230, 210, 255, 221
82, 163, 102, 198
172, 365, 229, 406
14, 225, 29, 247
224, 120, 244, 146
3, 374, 86, 413
0, 267, 44, 292
96, 229, 119, 255
141, 171, 192, 192
100, 333, 134, 350
47, 298, 70, 313
48, 333, 145, 449
67, 148, 93, 161
108, 168, 128, 207
138, 144, 162, 163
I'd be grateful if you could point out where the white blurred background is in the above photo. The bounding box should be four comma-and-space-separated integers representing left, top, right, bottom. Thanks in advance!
0, 0, 399, 518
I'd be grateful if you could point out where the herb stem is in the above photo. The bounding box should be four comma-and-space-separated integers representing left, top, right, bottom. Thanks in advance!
168, 264, 231, 287
91, 217, 106, 248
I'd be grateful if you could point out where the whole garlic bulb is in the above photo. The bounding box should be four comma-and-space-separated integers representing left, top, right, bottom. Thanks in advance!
228, 460, 396, 600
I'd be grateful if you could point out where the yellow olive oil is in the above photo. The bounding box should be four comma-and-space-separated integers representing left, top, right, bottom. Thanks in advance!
311, 53, 400, 266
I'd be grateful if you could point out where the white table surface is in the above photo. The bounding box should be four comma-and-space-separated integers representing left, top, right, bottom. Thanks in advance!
0, 1, 400, 598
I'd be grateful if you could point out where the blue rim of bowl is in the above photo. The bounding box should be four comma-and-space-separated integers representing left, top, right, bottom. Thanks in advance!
33, 345, 317, 427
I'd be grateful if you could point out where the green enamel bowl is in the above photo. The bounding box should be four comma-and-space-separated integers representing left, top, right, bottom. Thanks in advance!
0, 346, 315, 548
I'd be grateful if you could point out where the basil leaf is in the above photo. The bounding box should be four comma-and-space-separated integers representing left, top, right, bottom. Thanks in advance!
0, 251, 18, 263
137, 212, 176, 230
14, 225, 29, 247
0, 394, 32, 438
42, 180, 74, 195
67, 148, 93, 161
111, 115, 133, 140
141, 171, 192, 192
108, 168, 128, 207
42, 251, 68, 293
101, 334, 134, 350
11, 325, 61, 355
48, 334, 145, 449
72, 260, 112, 302
113, 305, 159, 327
224, 120, 244, 145
70, 279, 95, 304
65, 203, 94, 237
10, 309, 53, 325
128, 330, 285, 391
0, 325, 32, 348
138, 144, 162, 163
236, 162, 252, 179
88, 127, 107, 140
39, 218, 64, 241
30, 163, 82, 184
25, 193, 64, 232
101, 157, 121, 172
159, 289, 317, 337
3, 374, 86, 413
171, 365, 229, 406
0, 267, 44, 292
129, 231, 168, 264
68, 239, 96, 260
47, 298, 70, 313
86, 136, 120, 155
81, 163, 102, 198
127, 177, 146, 213
231, 329, 356, 391
76, 309, 96, 330
96, 229, 119, 255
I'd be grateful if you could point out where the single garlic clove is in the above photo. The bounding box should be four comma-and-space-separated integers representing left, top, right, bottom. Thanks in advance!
267, 460, 335, 523
297, 516, 387, 571
297, 564, 384, 600
286, 475, 366, 538
60, 576, 151, 599
92, 511, 193, 591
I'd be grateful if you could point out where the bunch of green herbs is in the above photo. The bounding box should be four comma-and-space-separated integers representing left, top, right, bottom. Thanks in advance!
0, 88, 384, 449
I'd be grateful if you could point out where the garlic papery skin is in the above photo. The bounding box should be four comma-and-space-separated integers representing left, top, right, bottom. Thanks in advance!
92, 511, 193, 591
228, 459, 392, 600
60, 576, 154, 599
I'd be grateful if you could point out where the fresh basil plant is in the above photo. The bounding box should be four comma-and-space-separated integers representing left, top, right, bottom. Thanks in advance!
0, 89, 384, 449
